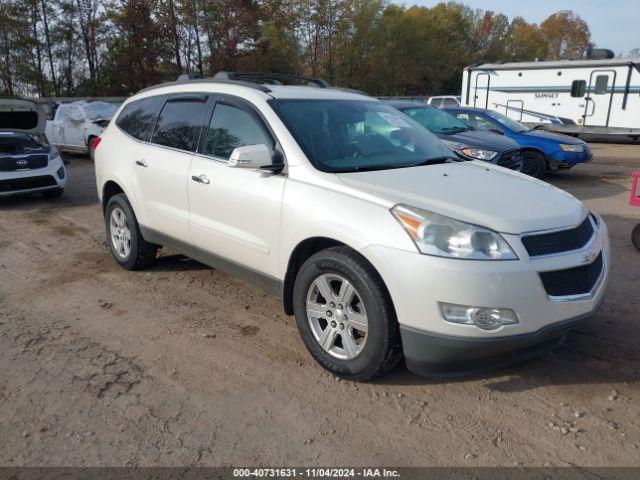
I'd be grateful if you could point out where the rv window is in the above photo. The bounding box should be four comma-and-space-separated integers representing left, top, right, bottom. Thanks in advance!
571, 80, 586, 98
594, 75, 609, 95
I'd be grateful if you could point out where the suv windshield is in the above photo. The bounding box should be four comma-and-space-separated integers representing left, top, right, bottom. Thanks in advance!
270, 100, 454, 173
486, 111, 528, 133
400, 106, 469, 135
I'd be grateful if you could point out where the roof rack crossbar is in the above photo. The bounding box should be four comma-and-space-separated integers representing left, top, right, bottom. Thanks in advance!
213, 71, 331, 88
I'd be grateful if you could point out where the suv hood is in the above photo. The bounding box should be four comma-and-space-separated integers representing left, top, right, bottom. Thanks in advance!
337, 161, 585, 234
436, 129, 519, 151
0, 98, 46, 135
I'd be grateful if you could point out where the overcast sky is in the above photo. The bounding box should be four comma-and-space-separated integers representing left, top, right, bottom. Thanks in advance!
409, 0, 640, 57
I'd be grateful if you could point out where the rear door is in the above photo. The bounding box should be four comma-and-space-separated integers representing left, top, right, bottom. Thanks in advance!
132, 94, 209, 242
583, 70, 616, 127
62, 104, 86, 147
188, 96, 285, 278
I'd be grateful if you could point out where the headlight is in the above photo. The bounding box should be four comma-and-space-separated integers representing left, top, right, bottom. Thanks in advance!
391, 204, 518, 260
460, 147, 498, 160
49, 148, 62, 161
560, 144, 584, 152
439, 140, 498, 160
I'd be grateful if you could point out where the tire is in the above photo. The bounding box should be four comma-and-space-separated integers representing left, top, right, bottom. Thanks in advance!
104, 193, 157, 270
41, 188, 64, 199
522, 150, 547, 178
632, 223, 640, 251
293, 246, 402, 381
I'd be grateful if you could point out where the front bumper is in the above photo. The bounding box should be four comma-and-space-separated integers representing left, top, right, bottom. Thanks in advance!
548, 148, 593, 167
401, 306, 597, 377
0, 156, 66, 197
362, 217, 610, 376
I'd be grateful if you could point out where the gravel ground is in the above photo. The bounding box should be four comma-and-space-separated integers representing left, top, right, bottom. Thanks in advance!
1, 145, 639, 467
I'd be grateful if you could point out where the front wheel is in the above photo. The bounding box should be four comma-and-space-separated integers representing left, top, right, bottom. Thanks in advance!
293, 246, 402, 381
522, 151, 547, 178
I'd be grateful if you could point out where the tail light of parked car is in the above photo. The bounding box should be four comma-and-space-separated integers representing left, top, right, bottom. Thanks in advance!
91, 136, 102, 151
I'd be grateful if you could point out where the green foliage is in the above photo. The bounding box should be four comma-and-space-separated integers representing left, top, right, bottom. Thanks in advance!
0, 0, 596, 97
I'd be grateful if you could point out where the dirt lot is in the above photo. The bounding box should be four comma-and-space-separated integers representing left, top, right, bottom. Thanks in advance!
1, 145, 639, 467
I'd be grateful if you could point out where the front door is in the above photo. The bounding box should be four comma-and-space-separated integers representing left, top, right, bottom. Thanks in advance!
474, 72, 491, 109
133, 95, 209, 242
188, 97, 285, 279
583, 70, 616, 127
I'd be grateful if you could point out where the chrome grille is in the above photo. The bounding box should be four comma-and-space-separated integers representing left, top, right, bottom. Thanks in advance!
522, 217, 594, 257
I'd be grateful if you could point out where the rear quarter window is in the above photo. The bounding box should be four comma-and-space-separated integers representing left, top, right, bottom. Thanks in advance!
116, 96, 165, 141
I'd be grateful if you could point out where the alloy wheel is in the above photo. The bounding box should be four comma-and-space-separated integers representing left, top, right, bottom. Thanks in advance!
306, 273, 369, 360
109, 207, 132, 259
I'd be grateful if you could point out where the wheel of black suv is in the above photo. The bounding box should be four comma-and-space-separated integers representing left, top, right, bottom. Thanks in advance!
632, 223, 640, 251
293, 246, 402, 381
104, 193, 157, 270
522, 150, 547, 178
41, 188, 64, 199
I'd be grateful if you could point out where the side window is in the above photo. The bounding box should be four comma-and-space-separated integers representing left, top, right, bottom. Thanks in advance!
116, 96, 164, 141
473, 114, 497, 131
571, 80, 586, 98
594, 75, 609, 95
55, 105, 68, 121
150, 99, 208, 152
67, 106, 84, 123
204, 103, 271, 160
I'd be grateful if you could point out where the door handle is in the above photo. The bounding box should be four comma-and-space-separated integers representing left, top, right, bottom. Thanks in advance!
191, 174, 210, 185
135, 159, 148, 167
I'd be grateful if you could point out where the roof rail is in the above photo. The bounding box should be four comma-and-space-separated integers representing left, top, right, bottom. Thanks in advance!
213, 71, 331, 88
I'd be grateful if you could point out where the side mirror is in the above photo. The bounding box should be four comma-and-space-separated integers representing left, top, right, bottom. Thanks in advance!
228, 144, 275, 170
490, 128, 504, 135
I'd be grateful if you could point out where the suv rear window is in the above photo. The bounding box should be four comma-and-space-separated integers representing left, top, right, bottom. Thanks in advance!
150, 99, 208, 152
116, 96, 164, 141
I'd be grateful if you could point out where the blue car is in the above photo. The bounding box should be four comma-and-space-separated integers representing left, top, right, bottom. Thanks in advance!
445, 107, 592, 179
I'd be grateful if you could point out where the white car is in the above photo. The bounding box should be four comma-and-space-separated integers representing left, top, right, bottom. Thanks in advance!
0, 98, 67, 198
427, 95, 462, 108
46, 100, 118, 156
94, 72, 609, 379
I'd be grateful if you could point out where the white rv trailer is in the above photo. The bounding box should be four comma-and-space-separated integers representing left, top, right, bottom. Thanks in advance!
461, 59, 640, 140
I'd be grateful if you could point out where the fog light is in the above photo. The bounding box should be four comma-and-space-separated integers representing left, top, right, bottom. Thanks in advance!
440, 303, 518, 330
57, 167, 65, 179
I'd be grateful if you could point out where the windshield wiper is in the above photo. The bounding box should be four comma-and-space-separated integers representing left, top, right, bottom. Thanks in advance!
439, 127, 468, 134
410, 156, 457, 167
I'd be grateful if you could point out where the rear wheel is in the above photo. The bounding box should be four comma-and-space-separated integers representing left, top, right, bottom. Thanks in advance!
293, 246, 402, 381
105, 194, 157, 270
522, 150, 547, 178
632, 223, 640, 251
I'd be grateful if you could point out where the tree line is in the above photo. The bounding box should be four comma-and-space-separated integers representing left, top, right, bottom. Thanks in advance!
0, 0, 631, 98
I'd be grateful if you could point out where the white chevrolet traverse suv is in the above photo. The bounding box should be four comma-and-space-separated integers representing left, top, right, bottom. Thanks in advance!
94, 72, 609, 379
